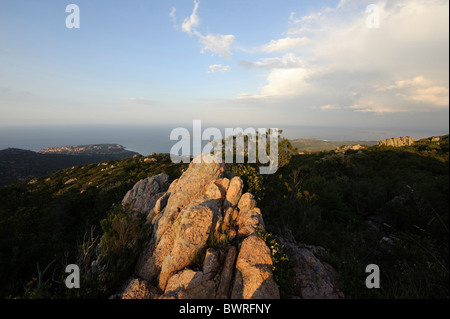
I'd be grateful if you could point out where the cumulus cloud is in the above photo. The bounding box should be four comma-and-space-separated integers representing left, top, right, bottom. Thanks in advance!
261, 37, 311, 53
181, 0, 199, 35
195, 32, 235, 59
240, 53, 304, 69
407, 87, 449, 106
377, 76, 434, 91
208, 64, 230, 74
236, 0, 449, 115
375, 76, 449, 107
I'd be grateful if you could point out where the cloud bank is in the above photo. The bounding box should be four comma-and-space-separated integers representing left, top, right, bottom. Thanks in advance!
238, 0, 449, 116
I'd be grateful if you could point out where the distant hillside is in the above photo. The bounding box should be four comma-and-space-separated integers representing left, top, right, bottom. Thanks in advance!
290, 138, 377, 153
0, 144, 140, 187
38, 144, 137, 157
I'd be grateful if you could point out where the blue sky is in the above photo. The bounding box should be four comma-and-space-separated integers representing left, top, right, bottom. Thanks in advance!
0, 0, 449, 135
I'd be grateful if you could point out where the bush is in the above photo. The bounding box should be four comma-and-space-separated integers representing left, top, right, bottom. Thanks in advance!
97, 205, 150, 294
229, 164, 265, 201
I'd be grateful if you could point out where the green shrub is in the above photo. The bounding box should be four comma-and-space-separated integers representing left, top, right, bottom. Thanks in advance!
97, 205, 150, 294
229, 164, 265, 201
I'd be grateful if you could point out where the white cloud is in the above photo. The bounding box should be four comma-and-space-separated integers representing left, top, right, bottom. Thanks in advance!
405, 91, 449, 106
402, 86, 449, 107
236, 0, 449, 115
261, 37, 311, 53
240, 53, 304, 69
287, 10, 328, 35
377, 76, 449, 107
208, 64, 230, 74
175, 0, 235, 59
260, 67, 312, 97
195, 32, 235, 59
377, 76, 434, 91
181, 0, 199, 35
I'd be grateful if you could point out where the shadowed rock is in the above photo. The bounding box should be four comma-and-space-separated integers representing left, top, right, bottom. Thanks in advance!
283, 241, 343, 299
122, 173, 169, 215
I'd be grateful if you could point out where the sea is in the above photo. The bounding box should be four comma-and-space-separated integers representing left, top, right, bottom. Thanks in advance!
0, 124, 447, 156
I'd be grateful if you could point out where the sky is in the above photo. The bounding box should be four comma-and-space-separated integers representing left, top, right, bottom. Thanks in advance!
0, 0, 449, 136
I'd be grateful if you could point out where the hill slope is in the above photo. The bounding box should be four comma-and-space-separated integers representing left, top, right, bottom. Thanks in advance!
0, 135, 448, 299
0, 144, 140, 187
0, 153, 185, 298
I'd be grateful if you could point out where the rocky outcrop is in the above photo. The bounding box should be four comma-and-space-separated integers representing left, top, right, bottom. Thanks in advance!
137, 156, 224, 291
121, 173, 169, 219
224, 177, 243, 207
335, 144, 364, 153
112, 153, 342, 299
378, 137, 415, 147
281, 240, 343, 299
112, 154, 279, 299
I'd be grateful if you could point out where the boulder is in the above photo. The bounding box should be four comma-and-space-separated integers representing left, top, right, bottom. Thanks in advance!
237, 208, 265, 238
225, 177, 243, 208
162, 269, 217, 299
122, 173, 169, 215
64, 178, 77, 185
237, 192, 257, 215
283, 242, 343, 299
231, 235, 280, 299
